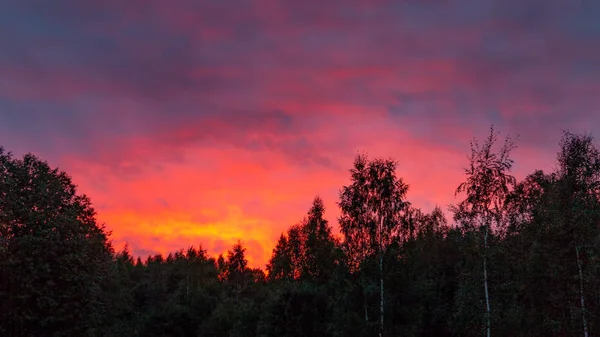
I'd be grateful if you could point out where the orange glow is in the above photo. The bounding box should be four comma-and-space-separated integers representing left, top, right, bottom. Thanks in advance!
52, 117, 559, 268
1, 0, 595, 268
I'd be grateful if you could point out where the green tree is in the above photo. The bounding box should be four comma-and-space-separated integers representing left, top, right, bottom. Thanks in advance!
0, 148, 114, 336
299, 196, 337, 282
266, 234, 294, 281
267, 196, 338, 283
225, 241, 250, 285
451, 126, 517, 337
552, 131, 600, 336
105, 243, 138, 335
338, 154, 410, 336
263, 197, 344, 336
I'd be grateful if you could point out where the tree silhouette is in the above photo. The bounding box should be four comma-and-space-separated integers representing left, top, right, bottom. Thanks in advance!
451, 126, 517, 337
338, 154, 410, 336
267, 196, 338, 283
0, 148, 114, 336
2, 126, 600, 336
554, 131, 600, 337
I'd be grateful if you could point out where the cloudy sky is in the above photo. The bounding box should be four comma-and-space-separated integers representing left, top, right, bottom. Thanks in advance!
1, 0, 599, 266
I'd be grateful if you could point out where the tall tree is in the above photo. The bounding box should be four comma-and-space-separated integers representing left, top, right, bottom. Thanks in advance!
267, 196, 338, 283
0, 148, 114, 336
266, 234, 294, 282
451, 126, 517, 337
300, 196, 337, 282
555, 131, 600, 337
225, 241, 250, 285
338, 154, 410, 336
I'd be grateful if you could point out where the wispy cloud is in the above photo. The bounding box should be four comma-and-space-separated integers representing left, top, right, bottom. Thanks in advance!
1, 0, 598, 266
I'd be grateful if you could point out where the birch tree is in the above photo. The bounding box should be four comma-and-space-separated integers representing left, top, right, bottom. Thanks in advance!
451, 126, 517, 337
338, 154, 409, 336
555, 131, 600, 337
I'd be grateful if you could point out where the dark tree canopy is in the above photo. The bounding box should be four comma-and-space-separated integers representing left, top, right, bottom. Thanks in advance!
267, 196, 339, 283
452, 125, 517, 229
338, 154, 410, 268
2, 127, 600, 337
338, 154, 410, 335
0, 148, 114, 336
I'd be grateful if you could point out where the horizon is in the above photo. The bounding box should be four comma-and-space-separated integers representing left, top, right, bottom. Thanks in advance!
1, 1, 599, 268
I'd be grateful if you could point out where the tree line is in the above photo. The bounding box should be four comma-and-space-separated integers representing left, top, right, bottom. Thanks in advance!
1, 126, 599, 336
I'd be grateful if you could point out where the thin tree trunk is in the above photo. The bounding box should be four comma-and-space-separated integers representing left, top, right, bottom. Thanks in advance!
379, 214, 384, 337
379, 250, 384, 337
364, 293, 369, 323
483, 225, 491, 337
575, 246, 589, 337
363, 270, 369, 323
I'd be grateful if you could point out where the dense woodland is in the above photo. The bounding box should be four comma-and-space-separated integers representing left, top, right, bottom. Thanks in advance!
1, 126, 599, 337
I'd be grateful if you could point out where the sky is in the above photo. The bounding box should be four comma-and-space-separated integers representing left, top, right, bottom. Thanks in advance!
1, 0, 599, 267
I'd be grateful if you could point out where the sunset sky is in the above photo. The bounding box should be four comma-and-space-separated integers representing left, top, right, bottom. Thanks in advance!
1, 0, 599, 267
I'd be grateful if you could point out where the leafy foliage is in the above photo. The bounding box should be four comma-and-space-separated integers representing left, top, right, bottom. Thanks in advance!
452, 125, 517, 229
0, 148, 114, 336
338, 154, 410, 268
2, 127, 600, 337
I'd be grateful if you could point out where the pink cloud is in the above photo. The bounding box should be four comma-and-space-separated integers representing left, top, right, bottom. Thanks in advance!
1, 0, 599, 267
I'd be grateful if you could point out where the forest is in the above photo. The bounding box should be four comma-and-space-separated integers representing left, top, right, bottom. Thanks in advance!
1, 126, 599, 337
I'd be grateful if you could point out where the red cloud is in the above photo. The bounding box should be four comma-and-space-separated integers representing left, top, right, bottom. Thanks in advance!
1, 0, 599, 267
